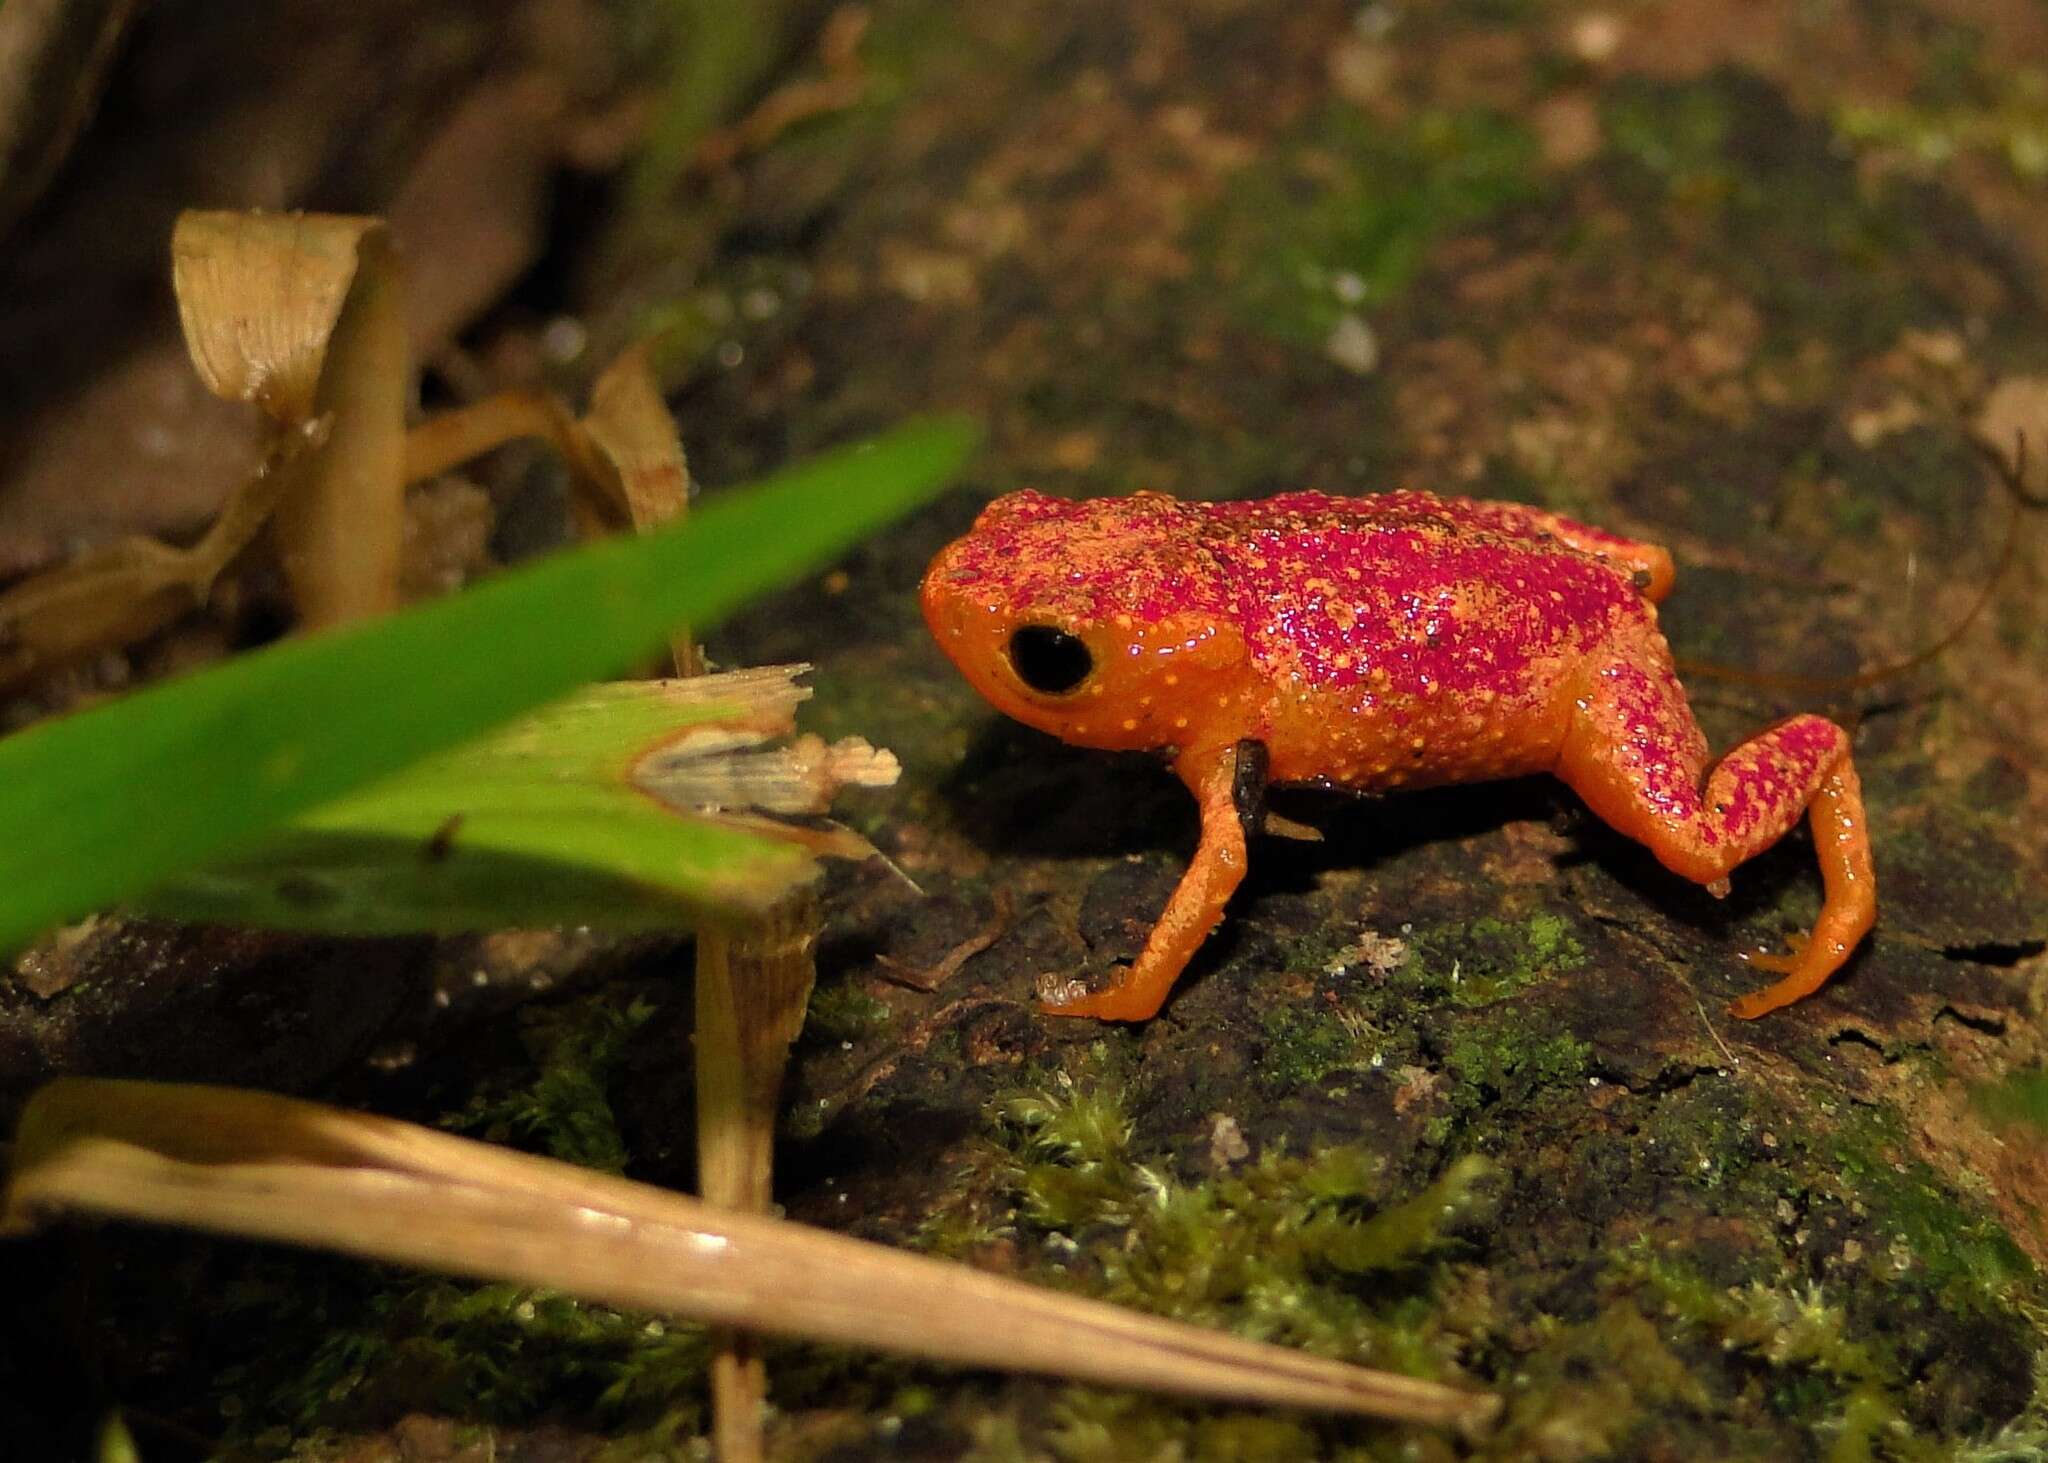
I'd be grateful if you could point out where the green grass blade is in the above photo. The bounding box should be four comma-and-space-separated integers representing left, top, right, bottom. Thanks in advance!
0, 415, 976, 949
135, 680, 826, 933
138, 824, 803, 936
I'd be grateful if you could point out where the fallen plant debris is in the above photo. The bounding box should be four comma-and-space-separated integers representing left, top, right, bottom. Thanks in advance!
1, 1078, 1500, 1432
0, 208, 718, 689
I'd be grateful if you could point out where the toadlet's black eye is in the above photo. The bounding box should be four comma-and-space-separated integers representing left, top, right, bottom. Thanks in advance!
1007, 625, 1093, 695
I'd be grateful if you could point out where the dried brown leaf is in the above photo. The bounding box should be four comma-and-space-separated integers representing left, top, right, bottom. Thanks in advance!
172, 211, 385, 426
3, 1079, 1499, 1430
172, 211, 412, 627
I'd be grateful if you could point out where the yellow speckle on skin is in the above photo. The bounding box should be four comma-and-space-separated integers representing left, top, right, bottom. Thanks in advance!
1122, 718, 1139, 731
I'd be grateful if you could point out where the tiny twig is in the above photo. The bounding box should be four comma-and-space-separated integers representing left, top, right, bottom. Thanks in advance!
873, 890, 1013, 992
823, 994, 1020, 1122
694, 6, 871, 172
1694, 998, 1739, 1071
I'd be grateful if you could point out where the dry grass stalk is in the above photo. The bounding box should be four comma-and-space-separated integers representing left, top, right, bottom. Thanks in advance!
695, 895, 820, 1463
2, 1079, 1498, 1429
636, 420, 794, 1460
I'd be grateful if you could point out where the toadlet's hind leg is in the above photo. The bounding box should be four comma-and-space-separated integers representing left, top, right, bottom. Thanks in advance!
1040, 742, 1251, 1022
1553, 648, 1876, 1019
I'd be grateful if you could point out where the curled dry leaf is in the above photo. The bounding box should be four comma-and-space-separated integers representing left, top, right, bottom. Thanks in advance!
172, 211, 386, 425
2, 1079, 1500, 1431
581, 342, 700, 673
581, 342, 690, 533
175, 210, 410, 627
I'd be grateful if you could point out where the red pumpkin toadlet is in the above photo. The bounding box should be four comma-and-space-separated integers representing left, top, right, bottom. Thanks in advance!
921, 489, 1873, 1022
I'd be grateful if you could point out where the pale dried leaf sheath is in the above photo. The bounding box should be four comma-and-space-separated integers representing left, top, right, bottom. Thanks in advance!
583, 344, 699, 673
3, 1080, 1498, 1429
627, 664, 899, 829
637, 731, 900, 816
583, 344, 689, 533
174, 211, 409, 626
172, 212, 380, 425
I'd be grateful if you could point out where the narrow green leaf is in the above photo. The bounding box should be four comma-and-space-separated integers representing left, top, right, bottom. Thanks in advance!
135, 680, 823, 933
0, 416, 976, 949
138, 824, 801, 936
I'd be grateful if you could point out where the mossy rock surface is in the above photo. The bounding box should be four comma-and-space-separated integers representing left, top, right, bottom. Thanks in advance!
7, 0, 2048, 1458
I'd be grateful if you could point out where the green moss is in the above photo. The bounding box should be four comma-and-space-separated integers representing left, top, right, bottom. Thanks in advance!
1480, 1301, 1719, 1458
1622, 1248, 1879, 1385
1491, 1238, 2048, 1462
446, 994, 654, 1172
222, 1279, 710, 1449
1253, 1002, 1373, 1093
1829, 1110, 2034, 1316
1598, 71, 1953, 360
1045, 1392, 1326, 1463
1607, 1244, 2026, 1457
1200, 106, 1541, 350
1426, 1020, 1590, 1147
1395, 912, 1585, 1008
1835, 58, 2048, 183
908, 1080, 1507, 1458
976, 1084, 1494, 1364
803, 978, 894, 1044
1974, 1071, 2048, 1134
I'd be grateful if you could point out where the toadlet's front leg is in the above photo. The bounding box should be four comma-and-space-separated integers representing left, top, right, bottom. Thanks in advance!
1038, 740, 1260, 1022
